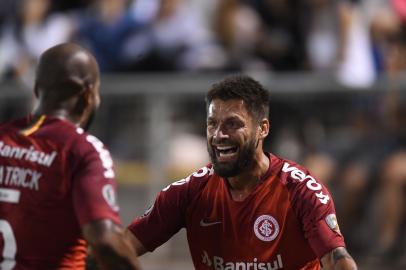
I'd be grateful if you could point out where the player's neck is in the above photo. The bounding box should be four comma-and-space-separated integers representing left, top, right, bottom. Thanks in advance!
227, 152, 269, 201
33, 107, 81, 127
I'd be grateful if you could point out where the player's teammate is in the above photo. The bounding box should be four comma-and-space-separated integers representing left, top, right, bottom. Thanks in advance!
0, 43, 141, 270
126, 75, 357, 270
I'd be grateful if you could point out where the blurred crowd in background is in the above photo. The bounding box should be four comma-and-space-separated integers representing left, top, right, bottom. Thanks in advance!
270, 88, 406, 269
1, 0, 406, 86
0, 0, 406, 269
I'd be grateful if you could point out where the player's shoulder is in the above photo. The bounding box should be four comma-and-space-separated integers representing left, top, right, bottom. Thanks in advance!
0, 116, 30, 133
33, 118, 111, 163
39, 118, 106, 153
54, 124, 115, 178
270, 153, 315, 185
161, 164, 214, 194
270, 153, 331, 205
70, 127, 104, 152
69, 127, 112, 164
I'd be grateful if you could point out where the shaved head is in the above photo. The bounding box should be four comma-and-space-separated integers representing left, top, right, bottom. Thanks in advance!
35, 43, 99, 101
34, 43, 101, 130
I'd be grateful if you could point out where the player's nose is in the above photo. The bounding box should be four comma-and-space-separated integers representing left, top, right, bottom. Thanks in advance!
212, 125, 229, 141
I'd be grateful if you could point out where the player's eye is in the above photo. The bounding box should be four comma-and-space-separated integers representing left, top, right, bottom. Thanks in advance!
225, 120, 242, 130
207, 119, 217, 128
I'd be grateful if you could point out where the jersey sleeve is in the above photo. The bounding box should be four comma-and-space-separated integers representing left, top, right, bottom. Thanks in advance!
286, 164, 345, 258
128, 173, 198, 252
71, 134, 121, 227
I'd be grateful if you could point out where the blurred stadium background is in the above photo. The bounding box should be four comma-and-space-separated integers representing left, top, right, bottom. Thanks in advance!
1, 0, 406, 269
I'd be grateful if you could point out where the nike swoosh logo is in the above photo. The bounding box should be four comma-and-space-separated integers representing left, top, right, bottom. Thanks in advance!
200, 219, 222, 227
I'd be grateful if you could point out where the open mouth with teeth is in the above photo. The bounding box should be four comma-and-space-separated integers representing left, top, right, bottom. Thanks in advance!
215, 145, 239, 161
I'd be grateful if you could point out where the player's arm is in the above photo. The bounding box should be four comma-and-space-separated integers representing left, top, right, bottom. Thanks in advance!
124, 228, 148, 256
83, 219, 142, 270
72, 135, 143, 269
320, 247, 357, 270
126, 168, 207, 253
283, 162, 357, 270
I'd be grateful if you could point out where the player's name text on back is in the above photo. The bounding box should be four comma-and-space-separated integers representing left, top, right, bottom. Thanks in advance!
0, 140, 57, 167
0, 166, 42, 191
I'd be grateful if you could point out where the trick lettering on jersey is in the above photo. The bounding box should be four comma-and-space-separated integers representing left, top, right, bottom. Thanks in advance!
0, 141, 57, 167
0, 141, 54, 197
0, 166, 41, 192
281, 162, 330, 204
202, 251, 284, 270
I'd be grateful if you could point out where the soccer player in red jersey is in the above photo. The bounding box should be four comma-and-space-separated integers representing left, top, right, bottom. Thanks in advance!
126, 75, 357, 270
0, 43, 141, 270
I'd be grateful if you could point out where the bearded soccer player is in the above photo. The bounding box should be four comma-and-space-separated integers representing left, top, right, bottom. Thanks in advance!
126, 75, 357, 270
0, 43, 141, 270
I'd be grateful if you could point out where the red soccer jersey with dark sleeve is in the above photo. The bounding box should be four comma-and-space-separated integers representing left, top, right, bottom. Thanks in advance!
0, 116, 121, 270
129, 153, 345, 270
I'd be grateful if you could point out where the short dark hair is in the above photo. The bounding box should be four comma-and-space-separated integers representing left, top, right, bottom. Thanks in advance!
206, 74, 270, 121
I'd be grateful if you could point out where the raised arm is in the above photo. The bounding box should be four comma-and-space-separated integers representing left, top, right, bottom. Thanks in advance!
320, 247, 357, 270
83, 219, 142, 270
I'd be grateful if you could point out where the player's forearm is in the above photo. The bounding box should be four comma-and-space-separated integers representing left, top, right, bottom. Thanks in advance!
124, 229, 148, 256
321, 247, 357, 270
83, 220, 142, 270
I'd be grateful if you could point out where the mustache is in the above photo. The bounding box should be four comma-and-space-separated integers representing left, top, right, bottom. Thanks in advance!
210, 138, 236, 145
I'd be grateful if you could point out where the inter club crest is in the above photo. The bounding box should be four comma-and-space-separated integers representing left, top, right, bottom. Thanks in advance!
254, 215, 279, 242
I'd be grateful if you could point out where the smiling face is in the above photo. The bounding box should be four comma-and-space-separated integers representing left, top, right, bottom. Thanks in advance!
207, 98, 260, 177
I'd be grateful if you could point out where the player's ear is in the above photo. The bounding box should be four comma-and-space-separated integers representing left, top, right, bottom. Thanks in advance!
83, 86, 94, 107
74, 85, 93, 116
82, 79, 97, 105
258, 118, 269, 139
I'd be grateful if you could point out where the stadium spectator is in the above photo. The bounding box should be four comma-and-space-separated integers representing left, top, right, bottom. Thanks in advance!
74, 0, 144, 72
0, 0, 73, 83
0, 43, 141, 270
212, 0, 268, 71
369, 2, 402, 75
123, 0, 224, 71
367, 45, 406, 267
305, 0, 340, 72
125, 75, 358, 270
247, 0, 308, 71
335, 0, 376, 88
374, 151, 406, 267
333, 116, 406, 269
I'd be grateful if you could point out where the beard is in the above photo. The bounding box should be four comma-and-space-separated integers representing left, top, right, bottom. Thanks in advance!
207, 137, 257, 178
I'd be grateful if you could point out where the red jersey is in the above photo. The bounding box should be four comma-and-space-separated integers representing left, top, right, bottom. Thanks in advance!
129, 153, 345, 270
0, 115, 121, 270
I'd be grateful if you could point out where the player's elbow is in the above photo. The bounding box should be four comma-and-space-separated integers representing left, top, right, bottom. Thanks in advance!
321, 247, 358, 270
